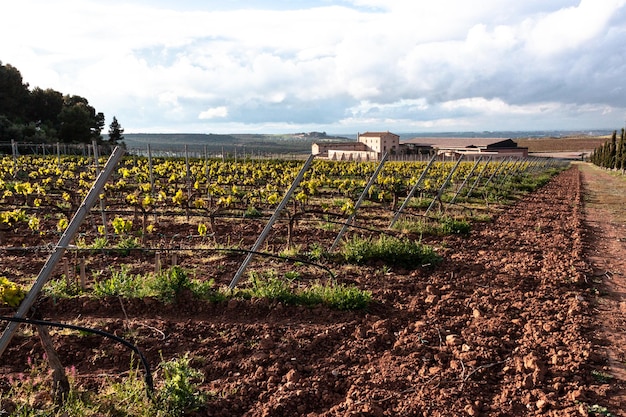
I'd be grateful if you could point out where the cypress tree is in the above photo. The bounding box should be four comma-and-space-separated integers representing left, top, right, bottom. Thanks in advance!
615, 128, 626, 171
609, 130, 617, 168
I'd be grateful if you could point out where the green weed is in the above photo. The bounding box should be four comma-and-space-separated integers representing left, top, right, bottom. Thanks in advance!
239, 271, 371, 310
340, 235, 441, 268
93, 265, 145, 298
591, 370, 614, 384
44, 276, 84, 298
156, 355, 207, 415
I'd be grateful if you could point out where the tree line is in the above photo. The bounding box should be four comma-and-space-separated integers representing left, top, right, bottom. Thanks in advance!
589, 129, 626, 171
0, 61, 123, 144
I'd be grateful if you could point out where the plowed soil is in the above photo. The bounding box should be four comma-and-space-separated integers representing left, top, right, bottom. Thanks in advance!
2, 164, 626, 416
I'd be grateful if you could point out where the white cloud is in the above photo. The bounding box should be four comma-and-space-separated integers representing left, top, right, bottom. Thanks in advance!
199, 106, 229, 119
1, 0, 626, 134
524, 0, 626, 56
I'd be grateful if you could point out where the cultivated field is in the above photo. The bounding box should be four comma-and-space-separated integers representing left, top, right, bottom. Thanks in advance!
0, 154, 622, 416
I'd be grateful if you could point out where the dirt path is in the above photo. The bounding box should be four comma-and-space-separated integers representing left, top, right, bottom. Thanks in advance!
577, 162, 626, 415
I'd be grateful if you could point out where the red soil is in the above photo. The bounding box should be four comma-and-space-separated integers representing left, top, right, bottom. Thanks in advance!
2, 165, 625, 416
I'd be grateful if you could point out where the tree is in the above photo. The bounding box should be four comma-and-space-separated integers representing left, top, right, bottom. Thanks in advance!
0, 62, 106, 144
29, 87, 63, 125
608, 130, 617, 168
108, 116, 124, 144
58, 95, 104, 143
0, 61, 30, 122
27, 87, 64, 141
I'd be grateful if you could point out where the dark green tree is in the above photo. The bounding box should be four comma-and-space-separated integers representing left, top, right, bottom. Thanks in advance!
29, 88, 63, 125
608, 130, 617, 168
107, 116, 124, 144
0, 61, 30, 122
0, 62, 106, 143
58, 95, 104, 143
615, 128, 626, 171
27, 87, 64, 141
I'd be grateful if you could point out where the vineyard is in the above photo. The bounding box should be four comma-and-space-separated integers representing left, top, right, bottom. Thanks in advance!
0, 152, 560, 293
1, 152, 613, 416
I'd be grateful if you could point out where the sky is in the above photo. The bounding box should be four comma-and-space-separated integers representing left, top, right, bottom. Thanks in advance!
2, 0, 626, 135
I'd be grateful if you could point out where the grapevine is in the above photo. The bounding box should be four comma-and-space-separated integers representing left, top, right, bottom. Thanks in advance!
0, 276, 26, 307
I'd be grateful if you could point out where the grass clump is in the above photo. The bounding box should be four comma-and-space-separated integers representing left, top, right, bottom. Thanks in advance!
305, 282, 372, 310
240, 270, 371, 310
149, 265, 193, 302
49, 266, 368, 310
246, 271, 296, 304
92, 265, 221, 303
155, 355, 207, 415
43, 277, 84, 298
393, 216, 471, 236
93, 265, 146, 298
1, 354, 208, 417
439, 217, 471, 235
340, 234, 440, 268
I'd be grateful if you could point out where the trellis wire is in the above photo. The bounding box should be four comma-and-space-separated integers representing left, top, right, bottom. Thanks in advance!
450, 155, 483, 204
228, 154, 316, 290
0, 146, 125, 358
389, 152, 438, 228
329, 152, 388, 252
424, 154, 464, 216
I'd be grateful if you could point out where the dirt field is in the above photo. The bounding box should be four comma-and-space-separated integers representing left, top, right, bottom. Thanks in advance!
2, 164, 626, 416
516, 136, 609, 153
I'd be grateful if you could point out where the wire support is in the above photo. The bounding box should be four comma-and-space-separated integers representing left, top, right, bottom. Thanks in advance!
0, 315, 154, 398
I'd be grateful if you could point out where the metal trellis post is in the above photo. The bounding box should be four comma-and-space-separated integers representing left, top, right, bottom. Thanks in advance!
329, 152, 388, 252
92, 140, 108, 237
450, 155, 483, 204
228, 154, 316, 290
0, 146, 125, 358
496, 157, 519, 187
389, 152, 438, 228
483, 156, 511, 188
466, 156, 493, 197
424, 154, 464, 216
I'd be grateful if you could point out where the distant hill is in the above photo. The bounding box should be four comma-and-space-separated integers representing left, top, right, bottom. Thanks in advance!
124, 132, 349, 155
122, 130, 614, 156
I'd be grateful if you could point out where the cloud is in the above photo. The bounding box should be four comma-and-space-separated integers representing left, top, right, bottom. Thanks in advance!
1, 0, 626, 134
199, 106, 229, 119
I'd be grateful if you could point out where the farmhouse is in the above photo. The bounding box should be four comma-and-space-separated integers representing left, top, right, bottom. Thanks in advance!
312, 131, 400, 161
313, 134, 527, 160
402, 137, 528, 158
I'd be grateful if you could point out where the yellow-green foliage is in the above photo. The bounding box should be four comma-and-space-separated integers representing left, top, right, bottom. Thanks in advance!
0, 276, 26, 307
